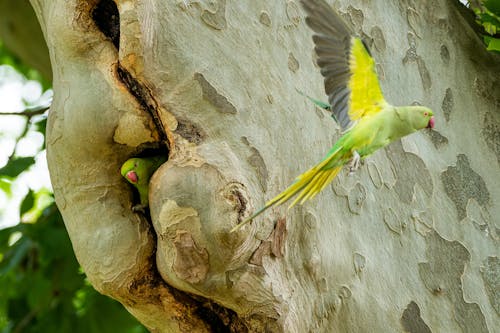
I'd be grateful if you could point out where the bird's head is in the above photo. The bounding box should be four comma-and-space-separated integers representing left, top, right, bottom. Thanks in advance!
120, 158, 140, 184
405, 106, 435, 130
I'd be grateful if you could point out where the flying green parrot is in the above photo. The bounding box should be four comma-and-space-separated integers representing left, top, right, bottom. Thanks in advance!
231, 0, 435, 232
121, 156, 167, 211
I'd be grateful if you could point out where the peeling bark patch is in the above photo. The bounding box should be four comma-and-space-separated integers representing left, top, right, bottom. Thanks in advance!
418, 231, 488, 333
201, 0, 227, 30
425, 129, 448, 149
241, 137, 268, 191
194, 73, 237, 114
285, 1, 301, 27
339, 285, 352, 300
347, 182, 366, 214
176, 118, 206, 144
249, 218, 286, 265
440, 44, 450, 64
407, 7, 422, 38
386, 141, 433, 204
440, 154, 490, 220
480, 256, 499, 314
353, 252, 366, 275
222, 182, 248, 223
117, 65, 170, 144
249, 241, 272, 266
401, 301, 432, 333
248, 147, 269, 192
416, 57, 431, 90
441, 88, 453, 122
403, 38, 418, 65
473, 77, 496, 102
173, 231, 209, 284
482, 111, 500, 165
370, 26, 386, 52
383, 207, 404, 235
259, 11, 271, 27
346, 6, 364, 33
367, 161, 383, 189
412, 211, 434, 236
288, 52, 299, 73
270, 217, 286, 258
402, 34, 431, 90
92, 0, 120, 49
248, 148, 268, 191
375, 63, 385, 81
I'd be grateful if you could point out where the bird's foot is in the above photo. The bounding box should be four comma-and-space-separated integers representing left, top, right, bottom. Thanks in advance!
348, 151, 361, 176
132, 204, 148, 214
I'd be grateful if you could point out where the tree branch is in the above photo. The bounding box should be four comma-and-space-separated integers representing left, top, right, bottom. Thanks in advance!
0, 105, 49, 118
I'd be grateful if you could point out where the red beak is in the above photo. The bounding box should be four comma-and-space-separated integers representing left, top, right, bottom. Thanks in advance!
427, 116, 435, 129
126, 170, 138, 183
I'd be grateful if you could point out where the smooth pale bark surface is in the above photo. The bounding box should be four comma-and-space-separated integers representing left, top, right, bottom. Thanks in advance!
27, 0, 500, 332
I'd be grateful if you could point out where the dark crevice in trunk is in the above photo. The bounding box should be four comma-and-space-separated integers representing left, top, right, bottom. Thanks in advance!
130, 248, 248, 333
92, 0, 120, 49
116, 65, 170, 147
91, 1, 170, 148
194, 300, 249, 333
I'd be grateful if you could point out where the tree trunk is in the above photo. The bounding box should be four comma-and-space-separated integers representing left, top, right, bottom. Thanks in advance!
27, 0, 500, 331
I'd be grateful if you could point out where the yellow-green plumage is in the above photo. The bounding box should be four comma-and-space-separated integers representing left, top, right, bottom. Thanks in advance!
121, 156, 167, 208
230, 0, 434, 232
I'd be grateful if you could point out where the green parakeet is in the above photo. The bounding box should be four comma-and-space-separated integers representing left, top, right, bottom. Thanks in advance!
121, 156, 167, 211
231, 0, 435, 232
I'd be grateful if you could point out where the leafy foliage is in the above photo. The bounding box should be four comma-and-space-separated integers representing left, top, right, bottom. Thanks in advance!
0, 157, 36, 179
0, 203, 147, 333
470, 0, 500, 52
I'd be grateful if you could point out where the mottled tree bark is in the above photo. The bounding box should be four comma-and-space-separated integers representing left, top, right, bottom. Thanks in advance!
20, 0, 500, 332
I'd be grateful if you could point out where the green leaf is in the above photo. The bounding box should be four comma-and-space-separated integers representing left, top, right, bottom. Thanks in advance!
34, 118, 47, 136
0, 237, 33, 275
0, 157, 35, 178
478, 12, 500, 32
20, 189, 53, 223
485, 35, 500, 51
0, 178, 12, 196
20, 190, 36, 217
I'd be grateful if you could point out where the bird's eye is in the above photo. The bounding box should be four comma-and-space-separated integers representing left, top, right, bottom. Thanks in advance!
424, 112, 428, 116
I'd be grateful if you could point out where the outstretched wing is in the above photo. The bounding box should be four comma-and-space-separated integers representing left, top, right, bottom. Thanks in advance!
301, 0, 387, 130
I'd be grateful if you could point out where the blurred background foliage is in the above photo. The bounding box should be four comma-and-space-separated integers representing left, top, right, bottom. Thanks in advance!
469, 0, 500, 52
0, 42, 147, 333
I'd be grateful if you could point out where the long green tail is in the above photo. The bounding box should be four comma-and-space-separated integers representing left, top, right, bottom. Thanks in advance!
296, 88, 331, 110
230, 147, 343, 232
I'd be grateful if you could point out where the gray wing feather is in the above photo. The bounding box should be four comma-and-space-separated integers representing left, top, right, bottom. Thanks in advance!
301, 0, 354, 130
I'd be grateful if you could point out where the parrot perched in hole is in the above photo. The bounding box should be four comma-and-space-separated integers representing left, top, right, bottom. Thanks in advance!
230, 0, 435, 232
121, 156, 167, 211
